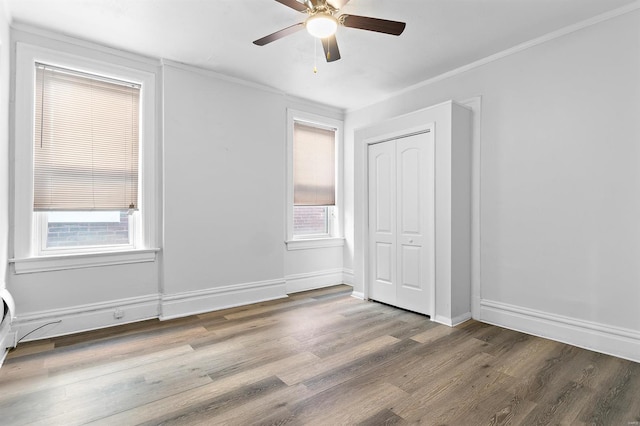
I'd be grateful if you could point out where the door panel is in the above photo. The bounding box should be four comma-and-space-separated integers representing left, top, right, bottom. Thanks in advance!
375, 242, 393, 283
399, 147, 421, 235
396, 133, 434, 314
400, 245, 422, 290
374, 154, 393, 234
368, 142, 396, 304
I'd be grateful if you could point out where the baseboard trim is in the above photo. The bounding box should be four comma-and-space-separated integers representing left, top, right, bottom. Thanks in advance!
351, 291, 365, 300
11, 294, 160, 343
161, 279, 287, 320
285, 269, 344, 294
435, 312, 472, 327
480, 299, 640, 363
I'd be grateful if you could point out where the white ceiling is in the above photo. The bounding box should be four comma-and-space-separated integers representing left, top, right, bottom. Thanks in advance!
4, 0, 636, 110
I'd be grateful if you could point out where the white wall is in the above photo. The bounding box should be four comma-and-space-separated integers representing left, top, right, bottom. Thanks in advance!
0, 1, 12, 358
0, 0, 10, 290
285, 245, 345, 292
161, 63, 345, 318
161, 63, 288, 317
345, 9, 640, 361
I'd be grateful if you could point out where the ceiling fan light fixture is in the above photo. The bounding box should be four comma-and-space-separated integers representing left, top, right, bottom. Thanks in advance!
305, 13, 338, 38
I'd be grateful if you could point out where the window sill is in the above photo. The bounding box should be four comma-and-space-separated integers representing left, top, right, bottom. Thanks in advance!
286, 237, 345, 251
9, 248, 160, 274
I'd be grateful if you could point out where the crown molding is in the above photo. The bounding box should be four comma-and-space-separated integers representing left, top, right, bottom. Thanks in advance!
349, 1, 640, 113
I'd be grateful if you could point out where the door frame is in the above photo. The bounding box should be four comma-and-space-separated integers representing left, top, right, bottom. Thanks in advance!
363, 123, 437, 318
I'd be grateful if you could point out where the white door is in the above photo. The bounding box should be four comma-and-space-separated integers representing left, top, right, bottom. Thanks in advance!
368, 131, 435, 315
368, 141, 396, 305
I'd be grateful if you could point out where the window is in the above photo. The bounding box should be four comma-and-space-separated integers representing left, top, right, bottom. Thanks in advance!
33, 63, 139, 254
293, 121, 335, 237
12, 43, 158, 272
286, 109, 343, 250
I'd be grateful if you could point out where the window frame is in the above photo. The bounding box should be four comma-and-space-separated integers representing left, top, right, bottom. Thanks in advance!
286, 109, 344, 250
12, 43, 159, 273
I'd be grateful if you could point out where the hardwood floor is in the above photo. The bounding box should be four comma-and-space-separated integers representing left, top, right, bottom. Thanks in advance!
1, 285, 639, 425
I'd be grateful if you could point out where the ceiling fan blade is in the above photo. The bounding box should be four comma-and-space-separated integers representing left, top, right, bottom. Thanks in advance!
321, 35, 341, 62
253, 23, 305, 46
341, 14, 406, 36
327, 0, 351, 9
275, 0, 308, 12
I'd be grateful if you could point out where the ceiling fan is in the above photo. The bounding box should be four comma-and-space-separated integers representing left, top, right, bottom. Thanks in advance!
253, 0, 406, 62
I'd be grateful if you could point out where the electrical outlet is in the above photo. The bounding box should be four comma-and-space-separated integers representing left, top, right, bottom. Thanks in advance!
114, 308, 124, 320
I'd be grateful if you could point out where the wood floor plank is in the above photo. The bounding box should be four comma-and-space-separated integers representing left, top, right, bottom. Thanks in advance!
386, 335, 492, 394
578, 357, 640, 425
480, 391, 538, 425
390, 351, 507, 423
292, 378, 409, 425
299, 316, 417, 359
288, 285, 353, 300
1, 285, 638, 425
21, 357, 212, 426
223, 286, 353, 321
510, 343, 583, 404
0, 356, 47, 382
20, 334, 309, 425
302, 338, 421, 393
277, 334, 400, 385
0, 344, 195, 399
88, 351, 319, 425
5, 340, 55, 359
42, 325, 209, 372
222, 296, 316, 320
1, 345, 199, 425
357, 408, 407, 426
409, 320, 456, 343
188, 383, 313, 426
492, 333, 559, 379
520, 378, 594, 425
514, 349, 608, 424
136, 376, 289, 425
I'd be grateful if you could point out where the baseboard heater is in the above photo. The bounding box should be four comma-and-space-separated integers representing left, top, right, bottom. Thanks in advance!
0, 288, 16, 366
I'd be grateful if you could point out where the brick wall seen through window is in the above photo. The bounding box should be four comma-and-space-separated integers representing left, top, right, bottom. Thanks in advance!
46, 211, 130, 248
294, 206, 328, 235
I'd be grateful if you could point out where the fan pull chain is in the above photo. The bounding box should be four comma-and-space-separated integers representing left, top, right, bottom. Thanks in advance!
313, 39, 318, 74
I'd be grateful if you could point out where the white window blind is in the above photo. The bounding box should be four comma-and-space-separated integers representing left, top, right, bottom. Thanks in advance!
293, 122, 336, 206
33, 63, 141, 211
